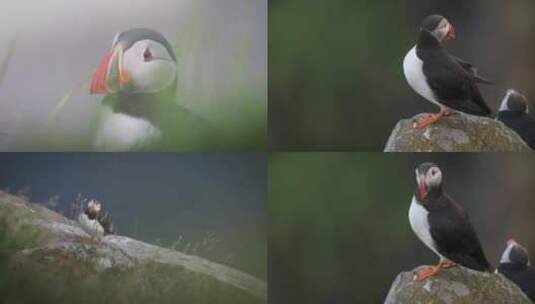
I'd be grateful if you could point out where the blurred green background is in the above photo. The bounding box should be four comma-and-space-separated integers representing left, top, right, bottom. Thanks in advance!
269, 0, 535, 150
269, 153, 535, 303
0, 0, 266, 151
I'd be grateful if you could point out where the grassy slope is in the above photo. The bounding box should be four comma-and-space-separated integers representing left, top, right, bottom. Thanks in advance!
0, 192, 264, 304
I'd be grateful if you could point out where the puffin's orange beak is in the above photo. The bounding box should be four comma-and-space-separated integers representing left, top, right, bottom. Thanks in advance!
446, 24, 456, 41
90, 45, 132, 95
418, 176, 428, 200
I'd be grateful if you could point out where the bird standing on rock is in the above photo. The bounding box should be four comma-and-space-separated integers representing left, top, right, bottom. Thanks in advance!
409, 163, 491, 282
403, 15, 493, 129
77, 199, 114, 238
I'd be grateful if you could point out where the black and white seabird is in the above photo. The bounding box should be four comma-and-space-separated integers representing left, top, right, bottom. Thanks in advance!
77, 199, 114, 238
403, 15, 493, 129
409, 163, 491, 281
497, 239, 535, 301
90, 28, 213, 151
497, 89, 535, 150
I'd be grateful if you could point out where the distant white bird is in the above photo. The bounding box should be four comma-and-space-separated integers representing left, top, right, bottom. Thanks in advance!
77, 200, 114, 238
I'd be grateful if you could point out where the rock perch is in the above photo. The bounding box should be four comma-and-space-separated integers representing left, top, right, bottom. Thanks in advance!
385, 265, 532, 304
0, 190, 266, 304
384, 113, 531, 152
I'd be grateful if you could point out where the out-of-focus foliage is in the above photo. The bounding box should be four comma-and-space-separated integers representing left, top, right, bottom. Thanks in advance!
269, 0, 535, 150
269, 153, 535, 303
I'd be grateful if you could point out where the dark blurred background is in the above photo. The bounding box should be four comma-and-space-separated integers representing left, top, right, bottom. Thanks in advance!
269, 153, 535, 303
269, 0, 535, 150
0, 153, 266, 279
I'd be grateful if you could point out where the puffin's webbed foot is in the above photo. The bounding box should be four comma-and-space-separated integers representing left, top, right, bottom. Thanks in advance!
414, 260, 456, 282
413, 111, 452, 129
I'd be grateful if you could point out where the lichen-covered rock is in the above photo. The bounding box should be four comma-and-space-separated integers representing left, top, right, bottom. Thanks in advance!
384, 113, 531, 152
384, 265, 531, 304
0, 191, 266, 304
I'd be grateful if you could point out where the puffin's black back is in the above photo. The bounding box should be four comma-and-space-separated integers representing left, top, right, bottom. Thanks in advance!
427, 194, 491, 272
498, 111, 535, 150
416, 30, 492, 117
498, 263, 535, 301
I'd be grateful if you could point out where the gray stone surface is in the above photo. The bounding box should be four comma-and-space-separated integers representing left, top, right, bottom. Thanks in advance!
0, 190, 266, 303
385, 113, 530, 152
385, 265, 531, 304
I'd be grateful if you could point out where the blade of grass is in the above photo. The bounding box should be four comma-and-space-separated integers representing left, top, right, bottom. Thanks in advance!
46, 73, 92, 125
0, 35, 16, 87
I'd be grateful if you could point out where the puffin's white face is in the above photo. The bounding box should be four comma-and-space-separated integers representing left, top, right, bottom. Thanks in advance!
121, 39, 177, 93
88, 200, 102, 213
434, 19, 449, 41
415, 165, 442, 200
424, 166, 442, 188
421, 17, 455, 42
91, 35, 177, 95
501, 239, 531, 266
500, 241, 515, 264
499, 89, 529, 113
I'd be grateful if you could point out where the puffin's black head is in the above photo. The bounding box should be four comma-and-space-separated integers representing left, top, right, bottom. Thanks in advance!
499, 89, 529, 113
500, 239, 531, 267
90, 28, 177, 95
420, 15, 456, 42
415, 162, 443, 202
85, 200, 102, 220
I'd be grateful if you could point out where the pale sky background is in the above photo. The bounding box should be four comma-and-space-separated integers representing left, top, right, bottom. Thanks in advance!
0, 0, 266, 149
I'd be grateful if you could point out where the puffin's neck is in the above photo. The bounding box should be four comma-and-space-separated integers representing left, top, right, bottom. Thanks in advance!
499, 262, 528, 272
106, 83, 177, 129
416, 30, 442, 50
498, 111, 525, 119
414, 186, 443, 204
84, 208, 98, 220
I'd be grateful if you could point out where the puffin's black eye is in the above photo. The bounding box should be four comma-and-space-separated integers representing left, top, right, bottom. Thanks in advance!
143, 48, 152, 61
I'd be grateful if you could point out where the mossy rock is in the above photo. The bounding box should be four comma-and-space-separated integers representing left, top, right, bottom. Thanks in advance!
0, 191, 266, 304
384, 113, 531, 152
385, 265, 531, 304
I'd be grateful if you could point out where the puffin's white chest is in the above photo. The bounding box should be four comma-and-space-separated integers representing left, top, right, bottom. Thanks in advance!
94, 107, 161, 151
403, 46, 442, 108
77, 213, 105, 238
409, 196, 444, 260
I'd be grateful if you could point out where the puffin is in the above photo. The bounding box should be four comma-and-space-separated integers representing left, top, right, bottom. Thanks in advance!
409, 162, 491, 281
497, 239, 535, 301
90, 28, 214, 151
77, 199, 115, 238
403, 15, 493, 129
497, 89, 535, 150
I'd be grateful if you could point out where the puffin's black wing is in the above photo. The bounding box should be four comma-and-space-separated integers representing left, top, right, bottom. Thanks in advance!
428, 195, 491, 272
452, 55, 494, 85
422, 49, 493, 116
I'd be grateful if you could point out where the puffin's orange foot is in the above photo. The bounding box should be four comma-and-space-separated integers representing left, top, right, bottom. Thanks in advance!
414, 260, 456, 282
439, 260, 456, 269
414, 265, 440, 282
413, 112, 451, 129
